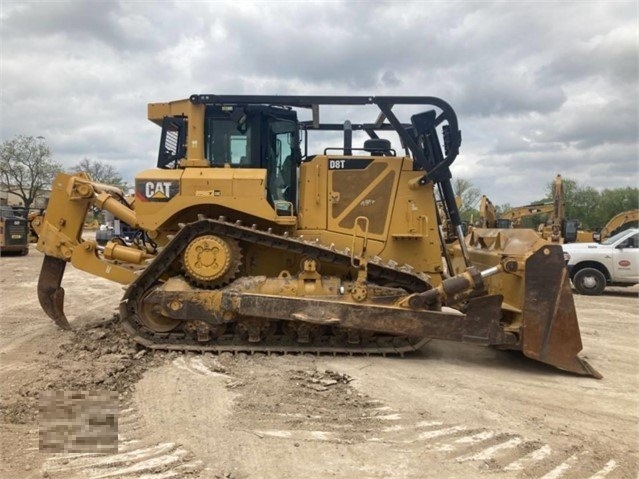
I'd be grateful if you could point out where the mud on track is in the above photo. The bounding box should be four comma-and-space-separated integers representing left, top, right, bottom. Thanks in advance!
1, 245, 637, 478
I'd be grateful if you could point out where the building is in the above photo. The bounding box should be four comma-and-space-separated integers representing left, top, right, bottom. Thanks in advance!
0, 184, 50, 209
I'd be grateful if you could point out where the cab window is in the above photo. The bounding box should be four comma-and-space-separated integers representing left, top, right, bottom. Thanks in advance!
621, 233, 638, 248
267, 120, 297, 205
205, 119, 251, 167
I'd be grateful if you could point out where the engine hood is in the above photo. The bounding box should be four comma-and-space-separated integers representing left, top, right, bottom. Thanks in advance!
562, 242, 605, 252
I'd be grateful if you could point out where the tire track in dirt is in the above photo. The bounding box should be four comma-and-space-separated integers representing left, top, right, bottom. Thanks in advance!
222, 355, 625, 478
243, 401, 622, 478
135, 355, 627, 479
41, 401, 204, 478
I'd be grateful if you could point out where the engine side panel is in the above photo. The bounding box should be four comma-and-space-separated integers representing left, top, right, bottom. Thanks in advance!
132, 167, 288, 236
298, 155, 444, 280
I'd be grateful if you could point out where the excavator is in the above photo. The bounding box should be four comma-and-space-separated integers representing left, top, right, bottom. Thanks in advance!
479, 196, 554, 229
501, 203, 554, 228
477, 195, 500, 228
34, 95, 600, 378
481, 175, 580, 243
536, 175, 580, 243
592, 209, 639, 242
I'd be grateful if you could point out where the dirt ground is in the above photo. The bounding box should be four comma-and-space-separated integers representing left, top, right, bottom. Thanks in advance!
1, 245, 637, 479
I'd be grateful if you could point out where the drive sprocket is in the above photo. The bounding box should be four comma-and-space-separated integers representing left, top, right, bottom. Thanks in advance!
182, 234, 242, 288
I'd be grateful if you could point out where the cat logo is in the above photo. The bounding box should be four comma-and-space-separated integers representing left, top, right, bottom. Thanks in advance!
135, 180, 179, 202
146, 182, 172, 199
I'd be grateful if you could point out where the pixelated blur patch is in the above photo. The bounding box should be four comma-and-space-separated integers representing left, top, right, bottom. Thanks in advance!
39, 390, 118, 453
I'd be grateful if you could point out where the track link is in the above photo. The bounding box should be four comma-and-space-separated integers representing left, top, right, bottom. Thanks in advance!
120, 217, 433, 355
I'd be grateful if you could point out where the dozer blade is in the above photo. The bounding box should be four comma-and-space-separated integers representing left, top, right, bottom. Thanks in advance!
38, 255, 71, 330
522, 245, 602, 379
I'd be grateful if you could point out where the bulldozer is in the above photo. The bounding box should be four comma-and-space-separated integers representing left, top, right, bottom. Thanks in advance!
35, 95, 600, 378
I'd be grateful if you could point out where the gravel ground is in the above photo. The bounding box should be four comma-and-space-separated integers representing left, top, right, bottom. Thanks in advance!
1, 245, 637, 478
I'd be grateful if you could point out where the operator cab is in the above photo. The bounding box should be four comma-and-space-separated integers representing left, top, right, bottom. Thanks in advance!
204, 105, 301, 213
157, 105, 301, 214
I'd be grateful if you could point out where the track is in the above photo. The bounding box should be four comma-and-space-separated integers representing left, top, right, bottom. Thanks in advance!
120, 217, 434, 355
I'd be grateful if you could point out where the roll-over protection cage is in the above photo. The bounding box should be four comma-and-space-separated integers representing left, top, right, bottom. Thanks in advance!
187, 95, 465, 254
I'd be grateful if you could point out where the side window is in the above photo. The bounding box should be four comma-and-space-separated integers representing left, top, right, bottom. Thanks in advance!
619, 234, 638, 248
205, 119, 250, 167
158, 117, 186, 169
275, 131, 293, 176
270, 130, 295, 202
230, 136, 249, 166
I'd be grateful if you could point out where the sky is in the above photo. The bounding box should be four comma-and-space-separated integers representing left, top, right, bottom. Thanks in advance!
1, 0, 637, 207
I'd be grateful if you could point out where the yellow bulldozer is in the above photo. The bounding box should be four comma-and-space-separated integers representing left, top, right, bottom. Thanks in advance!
34, 95, 600, 378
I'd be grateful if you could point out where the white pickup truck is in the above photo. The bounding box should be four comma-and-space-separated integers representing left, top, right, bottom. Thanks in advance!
563, 228, 639, 295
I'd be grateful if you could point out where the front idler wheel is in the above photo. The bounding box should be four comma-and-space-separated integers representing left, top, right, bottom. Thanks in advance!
137, 290, 181, 333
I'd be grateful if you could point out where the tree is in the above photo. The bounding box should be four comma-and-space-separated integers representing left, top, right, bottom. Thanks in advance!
0, 135, 61, 210
598, 187, 638, 217
71, 158, 126, 189
569, 186, 601, 229
453, 178, 481, 221
496, 203, 512, 216
544, 176, 638, 230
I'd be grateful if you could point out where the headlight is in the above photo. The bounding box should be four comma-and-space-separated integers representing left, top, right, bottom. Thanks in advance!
563, 251, 571, 262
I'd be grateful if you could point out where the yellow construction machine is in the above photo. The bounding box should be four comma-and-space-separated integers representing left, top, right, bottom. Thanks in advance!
536, 174, 580, 243
477, 195, 500, 228
482, 175, 581, 243
592, 209, 639, 242
501, 203, 554, 228
35, 95, 600, 378
479, 197, 554, 230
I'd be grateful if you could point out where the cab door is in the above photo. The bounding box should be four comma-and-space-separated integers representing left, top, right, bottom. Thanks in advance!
611, 232, 639, 281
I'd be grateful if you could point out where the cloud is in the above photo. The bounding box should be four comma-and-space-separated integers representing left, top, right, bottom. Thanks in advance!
0, 0, 636, 207
1, 1, 164, 52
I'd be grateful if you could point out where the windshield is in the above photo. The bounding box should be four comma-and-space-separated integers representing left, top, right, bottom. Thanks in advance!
601, 229, 636, 245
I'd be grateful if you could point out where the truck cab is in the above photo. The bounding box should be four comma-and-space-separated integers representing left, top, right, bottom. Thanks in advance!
563, 228, 639, 295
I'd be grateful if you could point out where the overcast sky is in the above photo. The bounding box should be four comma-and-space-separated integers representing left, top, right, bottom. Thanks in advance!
1, 0, 637, 206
